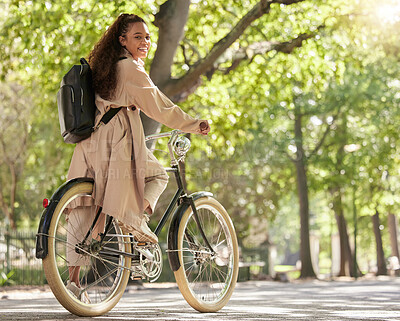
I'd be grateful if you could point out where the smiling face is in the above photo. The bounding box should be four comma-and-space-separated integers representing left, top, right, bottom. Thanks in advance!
119, 22, 151, 61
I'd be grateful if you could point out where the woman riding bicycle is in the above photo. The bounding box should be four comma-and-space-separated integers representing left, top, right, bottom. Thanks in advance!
66, 13, 210, 298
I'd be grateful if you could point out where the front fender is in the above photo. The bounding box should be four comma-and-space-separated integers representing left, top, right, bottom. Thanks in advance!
167, 191, 213, 272
35, 177, 94, 259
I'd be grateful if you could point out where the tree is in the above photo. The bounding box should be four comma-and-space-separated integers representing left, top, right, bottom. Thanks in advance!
0, 0, 324, 262
372, 210, 387, 275
343, 1, 400, 275
3, 0, 399, 279
0, 82, 33, 229
143, 0, 320, 137
388, 213, 400, 271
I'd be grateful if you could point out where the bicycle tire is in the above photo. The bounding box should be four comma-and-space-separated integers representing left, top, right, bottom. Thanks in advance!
173, 196, 239, 312
42, 181, 131, 316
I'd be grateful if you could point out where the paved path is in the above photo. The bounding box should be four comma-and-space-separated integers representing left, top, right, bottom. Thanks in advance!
1, 277, 400, 320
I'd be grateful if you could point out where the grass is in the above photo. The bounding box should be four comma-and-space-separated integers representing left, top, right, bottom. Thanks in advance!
274, 265, 300, 280
0, 268, 46, 286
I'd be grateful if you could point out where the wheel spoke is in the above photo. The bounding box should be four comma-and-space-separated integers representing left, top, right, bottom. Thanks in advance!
177, 200, 238, 310
43, 183, 130, 315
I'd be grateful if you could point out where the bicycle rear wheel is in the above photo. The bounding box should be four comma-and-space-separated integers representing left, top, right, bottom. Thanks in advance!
174, 196, 239, 312
42, 180, 131, 317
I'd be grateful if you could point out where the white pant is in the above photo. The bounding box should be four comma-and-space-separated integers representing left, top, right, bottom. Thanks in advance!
66, 150, 168, 266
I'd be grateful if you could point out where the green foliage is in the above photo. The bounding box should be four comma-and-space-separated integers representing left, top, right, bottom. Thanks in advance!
0, 270, 15, 286
0, 0, 399, 274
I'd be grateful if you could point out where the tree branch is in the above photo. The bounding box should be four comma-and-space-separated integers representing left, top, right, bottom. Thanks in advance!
143, 0, 191, 141
308, 107, 342, 159
150, 0, 191, 87
275, 0, 306, 3
285, 149, 297, 163
180, 38, 202, 67
220, 32, 318, 75
308, 123, 332, 159
0, 136, 10, 163
163, 0, 306, 101
9, 162, 17, 225
163, 0, 272, 97
0, 183, 14, 229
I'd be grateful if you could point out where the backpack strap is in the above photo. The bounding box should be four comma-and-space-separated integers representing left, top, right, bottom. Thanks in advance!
100, 107, 122, 125
92, 108, 121, 131
80, 57, 90, 65
94, 105, 136, 131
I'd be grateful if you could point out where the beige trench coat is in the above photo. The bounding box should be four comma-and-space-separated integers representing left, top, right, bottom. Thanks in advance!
67, 54, 203, 227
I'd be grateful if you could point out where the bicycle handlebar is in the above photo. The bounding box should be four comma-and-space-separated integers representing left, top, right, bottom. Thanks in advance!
145, 130, 188, 166
145, 130, 185, 142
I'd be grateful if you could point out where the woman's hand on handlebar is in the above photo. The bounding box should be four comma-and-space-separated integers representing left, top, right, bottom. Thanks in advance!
199, 120, 210, 136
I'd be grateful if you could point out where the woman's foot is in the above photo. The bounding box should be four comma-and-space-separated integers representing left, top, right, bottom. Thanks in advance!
119, 215, 158, 243
66, 281, 91, 304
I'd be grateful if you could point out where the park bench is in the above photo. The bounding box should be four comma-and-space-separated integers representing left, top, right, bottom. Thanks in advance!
239, 260, 266, 281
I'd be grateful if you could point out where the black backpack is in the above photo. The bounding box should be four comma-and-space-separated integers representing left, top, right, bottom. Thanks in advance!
57, 58, 121, 144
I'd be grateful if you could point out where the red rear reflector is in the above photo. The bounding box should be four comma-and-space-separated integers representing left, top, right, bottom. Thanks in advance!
43, 198, 49, 208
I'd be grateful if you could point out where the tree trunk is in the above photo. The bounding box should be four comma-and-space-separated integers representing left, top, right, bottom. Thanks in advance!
372, 210, 387, 276
142, 0, 191, 143
328, 115, 361, 277
294, 112, 316, 278
9, 162, 17, 229
388, 213, 400, 259
0, 162, 17, 230
0, 188, 16, 229
330, 187, 352, 276
295, 159, 316, 278
330, 187, 362, 277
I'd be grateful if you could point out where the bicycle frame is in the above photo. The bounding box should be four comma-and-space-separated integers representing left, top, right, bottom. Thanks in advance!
36, 130, 215, 264
154, 164, 184, 236
36, 130, 238, 316
98, 131, 215, 262
148, 130, 215, 252
86, 131, 216, 270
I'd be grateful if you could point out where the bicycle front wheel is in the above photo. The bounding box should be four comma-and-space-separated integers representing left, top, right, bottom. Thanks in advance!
42, 180, 131, 317
174, 196, 239, 312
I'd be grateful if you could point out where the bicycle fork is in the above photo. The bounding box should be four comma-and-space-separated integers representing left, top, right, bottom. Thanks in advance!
186, 196, 215, 255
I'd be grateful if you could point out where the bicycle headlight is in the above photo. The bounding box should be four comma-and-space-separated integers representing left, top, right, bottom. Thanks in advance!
174, 136, 191, 157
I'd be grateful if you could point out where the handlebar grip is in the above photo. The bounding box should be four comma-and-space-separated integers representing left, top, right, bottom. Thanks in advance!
200, 121, 208, 130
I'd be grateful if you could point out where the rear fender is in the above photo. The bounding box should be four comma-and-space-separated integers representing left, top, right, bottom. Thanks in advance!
35, 177, 94, 259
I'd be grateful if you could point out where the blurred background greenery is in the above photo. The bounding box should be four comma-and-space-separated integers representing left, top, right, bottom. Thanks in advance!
0, 0, 399, 283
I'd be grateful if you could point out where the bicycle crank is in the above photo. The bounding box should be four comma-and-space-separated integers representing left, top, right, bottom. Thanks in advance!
140, 243, 163, 282
130, 243, 163, 282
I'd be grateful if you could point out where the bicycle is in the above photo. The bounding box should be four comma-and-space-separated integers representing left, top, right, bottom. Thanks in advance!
35, 130, 239, 317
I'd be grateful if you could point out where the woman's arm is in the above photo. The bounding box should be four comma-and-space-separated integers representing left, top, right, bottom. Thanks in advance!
119, 59, 209, 134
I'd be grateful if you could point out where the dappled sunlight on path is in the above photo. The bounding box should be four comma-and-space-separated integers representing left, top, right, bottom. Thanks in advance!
1, 279, 400, 320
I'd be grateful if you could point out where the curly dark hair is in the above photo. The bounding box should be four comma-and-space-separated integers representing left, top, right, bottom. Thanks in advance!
88, 13, 146, 100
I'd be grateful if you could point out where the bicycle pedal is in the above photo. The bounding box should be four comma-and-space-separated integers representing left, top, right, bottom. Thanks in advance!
131, 275, 144, 280
137, 242, 147, 246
